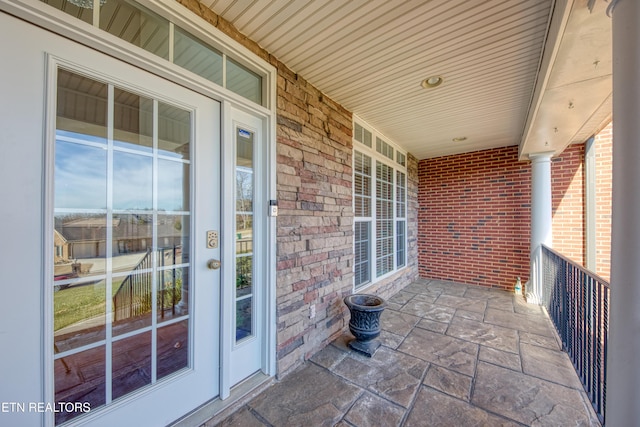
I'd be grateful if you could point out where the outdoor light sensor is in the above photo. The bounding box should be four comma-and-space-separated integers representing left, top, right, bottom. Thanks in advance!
421, 76, 443, 89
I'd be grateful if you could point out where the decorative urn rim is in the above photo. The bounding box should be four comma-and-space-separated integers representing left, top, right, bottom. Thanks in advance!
344, 294, 387, 312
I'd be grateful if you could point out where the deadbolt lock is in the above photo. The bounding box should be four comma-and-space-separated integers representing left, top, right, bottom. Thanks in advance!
207, 230, 219, 249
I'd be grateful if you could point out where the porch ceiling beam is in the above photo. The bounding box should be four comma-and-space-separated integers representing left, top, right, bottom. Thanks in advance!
519, 0, 612, 160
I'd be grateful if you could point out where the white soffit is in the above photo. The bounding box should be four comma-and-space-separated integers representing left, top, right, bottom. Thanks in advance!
520, 0, 612, 159
204, 0, 609, 160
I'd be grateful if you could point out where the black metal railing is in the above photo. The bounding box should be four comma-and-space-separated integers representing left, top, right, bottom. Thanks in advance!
541, 244, 609, 424
112, 247, 182, 322
113, 248, 154, 322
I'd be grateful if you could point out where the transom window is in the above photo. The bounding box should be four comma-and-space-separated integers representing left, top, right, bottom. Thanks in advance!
353, 119, 407, 289
41, 0, 263, 105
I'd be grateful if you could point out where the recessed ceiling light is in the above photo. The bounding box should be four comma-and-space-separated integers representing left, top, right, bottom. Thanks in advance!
421, 76, 443, 89
452, 136, 467, 142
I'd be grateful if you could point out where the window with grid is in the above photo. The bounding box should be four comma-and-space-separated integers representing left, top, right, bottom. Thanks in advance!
376, 162, 394, 276
396, 171, 406, 268
353, 120, 407, 289
354, 151, 372, 287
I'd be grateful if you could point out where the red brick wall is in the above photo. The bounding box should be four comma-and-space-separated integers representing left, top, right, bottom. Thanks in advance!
418, 146, 531, 291
551, 144, 585, 265
550, 123, 612, 281
418, 143, 605, 292
595, 122, 612, 281
594, 123, 613, 280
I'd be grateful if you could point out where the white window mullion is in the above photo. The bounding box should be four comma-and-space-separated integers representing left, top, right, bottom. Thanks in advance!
92, 0, 99, 27
105, 83, 115, 405
222, 53, 227, 88
151, 98, 159, 384
168, 22, 175, 63
391, 164, 396, 271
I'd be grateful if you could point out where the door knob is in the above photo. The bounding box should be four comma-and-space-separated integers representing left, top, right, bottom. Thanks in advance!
207, 259, 221, 270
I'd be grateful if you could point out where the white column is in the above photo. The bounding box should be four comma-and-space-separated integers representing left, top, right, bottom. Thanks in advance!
607, 0, 640, 424
528, 152, 554, 304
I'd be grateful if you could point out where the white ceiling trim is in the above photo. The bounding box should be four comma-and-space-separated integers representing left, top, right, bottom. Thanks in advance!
206, 0, 611, 160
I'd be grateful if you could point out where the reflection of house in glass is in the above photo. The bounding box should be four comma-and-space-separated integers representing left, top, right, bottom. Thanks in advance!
53, 229, 71, 270
52, 209, 190, 403
54, 214, 187, 263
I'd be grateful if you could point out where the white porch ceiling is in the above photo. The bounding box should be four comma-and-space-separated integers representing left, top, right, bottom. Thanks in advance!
204, 0, 612, 160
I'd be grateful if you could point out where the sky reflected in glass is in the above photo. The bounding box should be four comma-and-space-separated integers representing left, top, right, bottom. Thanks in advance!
55, 139, 107, 210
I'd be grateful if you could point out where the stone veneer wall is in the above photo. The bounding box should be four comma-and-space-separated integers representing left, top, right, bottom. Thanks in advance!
177, 0, 419, 377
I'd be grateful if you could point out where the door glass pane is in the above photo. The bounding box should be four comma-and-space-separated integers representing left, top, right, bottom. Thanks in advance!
236, 297, 253, 341
114, 89, 153, 152
54, 345, 105, 425
112, 331, 152, 400
54, 278, 106, 351
55, 142, 107, 209
157, 320, 188, 379
53, 69, 194, 422
157, 267, 188, 322
158, 102, 191, 160
157, 214, 190, 268
56, 68, 108, 138
158, 159, 190, 211
235, 127, 254, 342
113, 152, 153, 209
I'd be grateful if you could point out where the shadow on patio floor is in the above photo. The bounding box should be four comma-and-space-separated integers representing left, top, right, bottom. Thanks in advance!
208, 278, 600, 426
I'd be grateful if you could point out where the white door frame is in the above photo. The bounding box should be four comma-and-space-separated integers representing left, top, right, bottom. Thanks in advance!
0, 0, 277, 423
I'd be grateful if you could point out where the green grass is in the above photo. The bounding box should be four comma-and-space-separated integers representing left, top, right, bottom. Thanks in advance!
54, 278, 123, 331
54, 277, 181, 331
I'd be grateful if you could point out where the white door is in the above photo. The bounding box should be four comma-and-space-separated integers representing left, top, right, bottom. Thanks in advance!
1, 15, 221, 426
51, 68, 220, 427
225, 108, 266, 387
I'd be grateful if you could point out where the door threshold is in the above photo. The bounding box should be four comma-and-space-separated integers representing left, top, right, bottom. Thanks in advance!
169, 372, 273, 427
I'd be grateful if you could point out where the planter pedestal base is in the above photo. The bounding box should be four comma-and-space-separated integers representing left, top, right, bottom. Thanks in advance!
347, 337, 381, 357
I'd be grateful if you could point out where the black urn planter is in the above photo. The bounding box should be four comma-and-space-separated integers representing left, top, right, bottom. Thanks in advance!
344, 294, 387, 357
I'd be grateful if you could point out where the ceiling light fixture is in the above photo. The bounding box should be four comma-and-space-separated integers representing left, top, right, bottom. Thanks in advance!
421, 76, 443, 89
452, 136, 467, 142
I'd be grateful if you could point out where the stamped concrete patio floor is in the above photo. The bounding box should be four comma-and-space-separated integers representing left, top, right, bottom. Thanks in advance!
208, 279, 600, 427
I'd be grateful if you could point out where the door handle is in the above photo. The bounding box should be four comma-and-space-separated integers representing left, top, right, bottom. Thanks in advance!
207, 259, 221, 270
